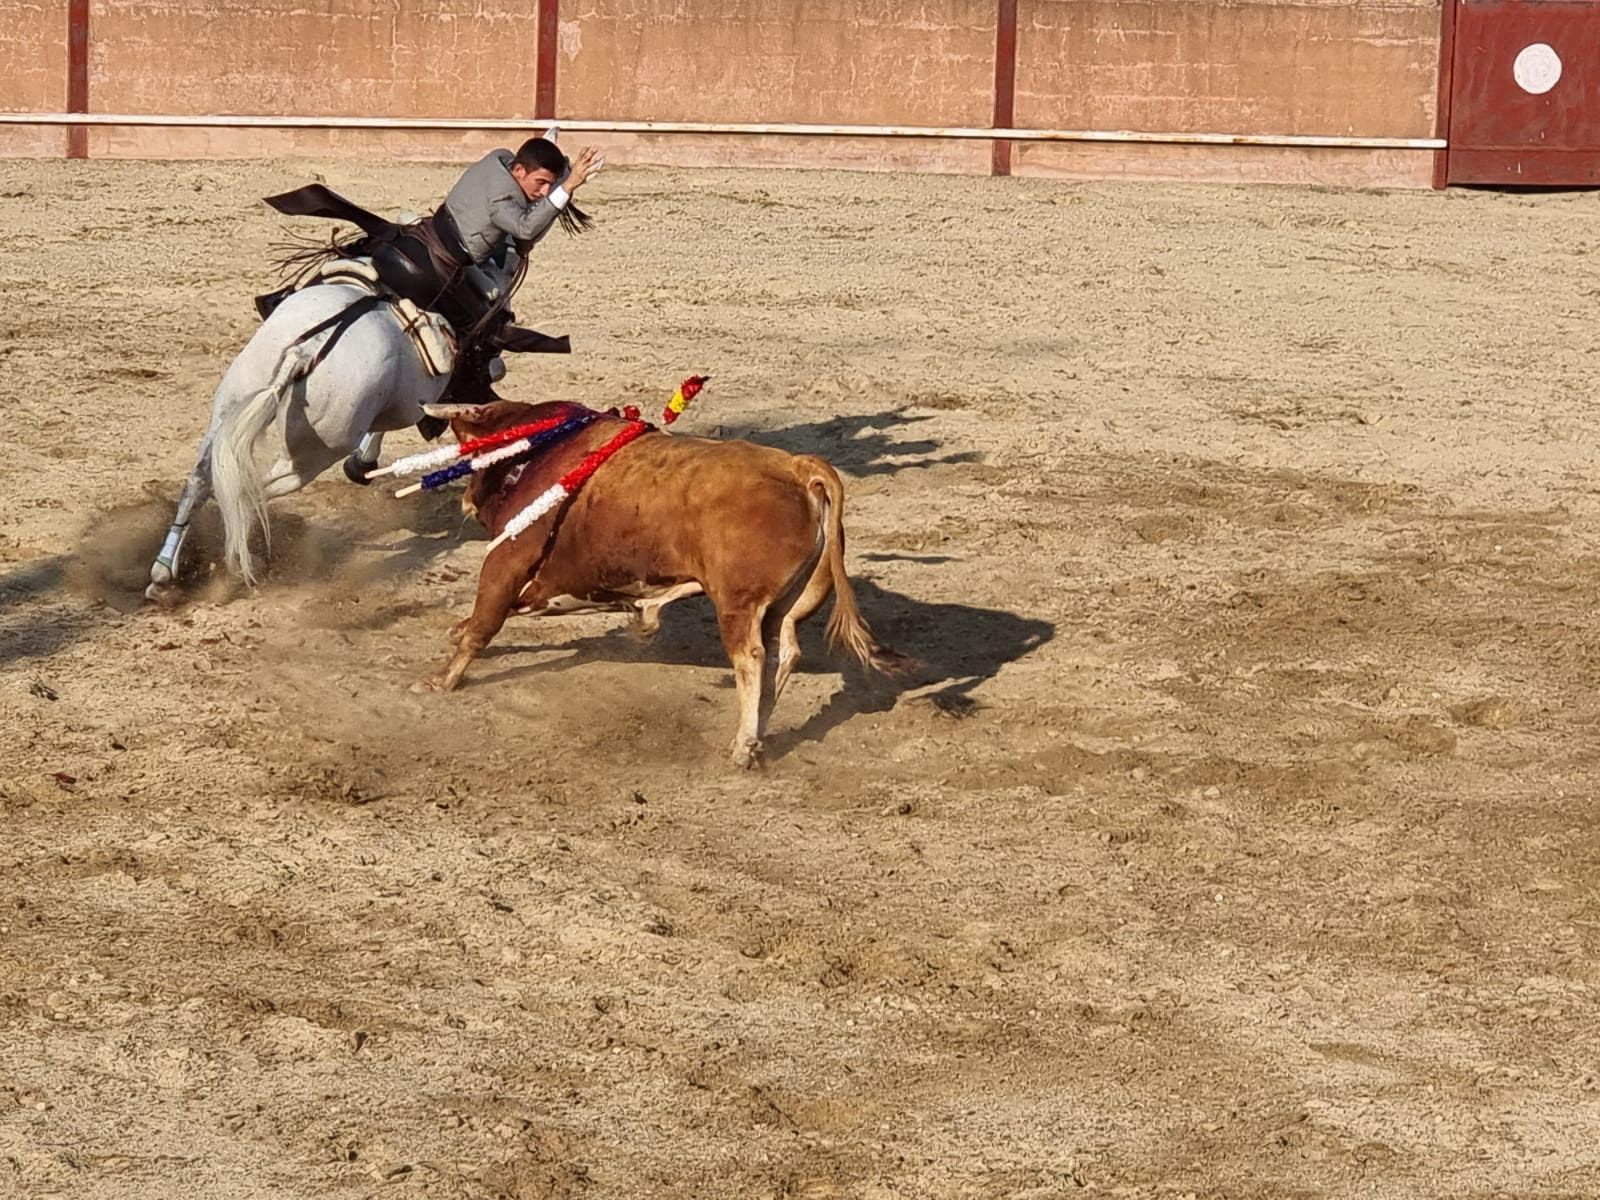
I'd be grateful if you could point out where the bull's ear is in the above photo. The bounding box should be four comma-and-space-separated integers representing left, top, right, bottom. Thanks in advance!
422, 403, 494, 423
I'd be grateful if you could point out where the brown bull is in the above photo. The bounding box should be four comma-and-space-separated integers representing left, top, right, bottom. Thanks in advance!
416, 400, 912, 767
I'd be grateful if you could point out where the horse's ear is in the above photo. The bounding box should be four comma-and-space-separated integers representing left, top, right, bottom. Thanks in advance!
423, 403, 494, 423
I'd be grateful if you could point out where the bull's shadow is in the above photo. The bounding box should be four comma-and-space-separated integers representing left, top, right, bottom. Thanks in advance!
725, 409, 981, 477
477, 578, 1054, 761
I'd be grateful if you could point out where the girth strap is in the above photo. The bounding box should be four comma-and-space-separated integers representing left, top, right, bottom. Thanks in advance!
291, 293, 386, 372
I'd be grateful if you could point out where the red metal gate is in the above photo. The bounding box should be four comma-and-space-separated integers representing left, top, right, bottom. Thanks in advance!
1444, 0, 1600, 185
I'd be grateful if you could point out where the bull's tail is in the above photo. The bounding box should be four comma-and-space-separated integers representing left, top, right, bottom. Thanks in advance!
810, 463, 918, 678
210, 340, 316, 585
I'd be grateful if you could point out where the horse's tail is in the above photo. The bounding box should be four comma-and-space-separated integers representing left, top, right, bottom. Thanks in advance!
209, 340, 317, 585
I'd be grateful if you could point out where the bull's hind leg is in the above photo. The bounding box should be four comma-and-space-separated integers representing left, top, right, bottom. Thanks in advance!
633, 581, 704, 637
416, 565, 529, 693
767, 540, 836, 705
147, 434, 216, 600
718, 603, 770, 770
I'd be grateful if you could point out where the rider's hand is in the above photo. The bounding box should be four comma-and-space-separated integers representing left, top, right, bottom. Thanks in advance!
564, 146, 603, 192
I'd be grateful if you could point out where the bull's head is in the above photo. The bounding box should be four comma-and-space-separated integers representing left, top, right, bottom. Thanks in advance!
423, 399, 563, 441
423, 399, 575, 522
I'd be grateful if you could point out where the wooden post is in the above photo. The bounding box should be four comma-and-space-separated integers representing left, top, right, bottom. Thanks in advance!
535, 0, 559, 121
992, 0, 1019, 175
66, 0, 89, 159
1432, 0, 1459, 189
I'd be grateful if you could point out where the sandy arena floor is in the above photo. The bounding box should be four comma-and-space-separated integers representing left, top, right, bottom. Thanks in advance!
2, 157, 1599, 1199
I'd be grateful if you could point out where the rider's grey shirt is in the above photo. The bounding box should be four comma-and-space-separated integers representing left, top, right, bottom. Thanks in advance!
441, 149, 569, 265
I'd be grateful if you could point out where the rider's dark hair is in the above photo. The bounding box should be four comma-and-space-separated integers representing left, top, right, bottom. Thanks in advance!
512, 136, 593, 234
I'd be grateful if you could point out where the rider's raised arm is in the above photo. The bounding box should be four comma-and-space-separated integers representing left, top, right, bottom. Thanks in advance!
487, 181, 570, 247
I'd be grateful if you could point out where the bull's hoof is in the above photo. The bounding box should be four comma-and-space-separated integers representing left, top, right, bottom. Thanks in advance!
343, 454, 377, 486
730, 740, 764, 771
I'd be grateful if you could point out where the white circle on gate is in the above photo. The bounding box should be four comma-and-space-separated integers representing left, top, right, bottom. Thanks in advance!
1513, 43, 1562, 95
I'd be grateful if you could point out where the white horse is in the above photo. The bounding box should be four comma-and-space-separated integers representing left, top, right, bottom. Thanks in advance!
146, 282, 455, 599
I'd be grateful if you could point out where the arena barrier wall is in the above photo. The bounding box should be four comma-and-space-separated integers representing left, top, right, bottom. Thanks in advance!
0, 0, 1449, 188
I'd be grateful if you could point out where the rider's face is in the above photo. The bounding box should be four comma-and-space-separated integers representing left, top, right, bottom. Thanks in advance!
511, 164, 558, 201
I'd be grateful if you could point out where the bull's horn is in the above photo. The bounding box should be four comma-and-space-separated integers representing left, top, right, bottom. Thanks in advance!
422, 403, 481, 419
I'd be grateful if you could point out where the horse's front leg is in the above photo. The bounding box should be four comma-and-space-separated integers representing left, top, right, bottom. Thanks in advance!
146, 434, 215, 601
342, 430, 385, 485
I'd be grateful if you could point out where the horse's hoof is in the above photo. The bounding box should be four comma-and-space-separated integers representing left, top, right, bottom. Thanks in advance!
412, 675, 452, 694
730, 741, 764, 771
145, 580, 181, 606
343, 454, 377, 486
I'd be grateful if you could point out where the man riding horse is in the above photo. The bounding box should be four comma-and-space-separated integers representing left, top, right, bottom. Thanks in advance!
256, 134, 602, 454
145, 134, 605, 600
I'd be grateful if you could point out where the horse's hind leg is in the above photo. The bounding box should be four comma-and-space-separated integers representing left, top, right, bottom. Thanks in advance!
146, 434, 215, 601
261, 452, 331, 500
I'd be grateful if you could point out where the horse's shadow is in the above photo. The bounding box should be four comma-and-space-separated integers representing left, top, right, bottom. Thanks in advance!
0, 555, 88, 669
314, 481, 486, 582
476, 578, 1055, 760
1, 477, 474, 668
189, 478, 473, 593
